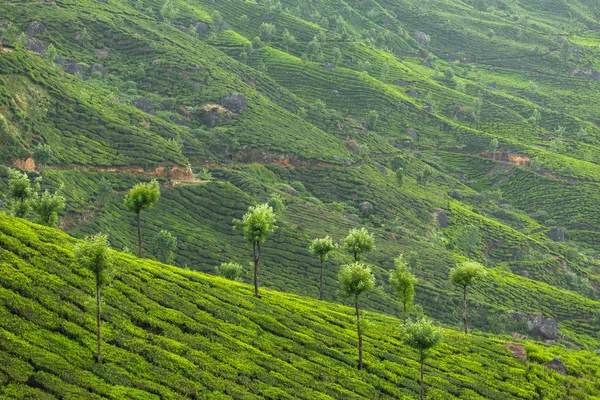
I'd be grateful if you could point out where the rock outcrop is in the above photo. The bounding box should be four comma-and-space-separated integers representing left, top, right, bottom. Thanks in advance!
25, 21, 46, 36
543, 357, 567, 375
221, 93, 248, 113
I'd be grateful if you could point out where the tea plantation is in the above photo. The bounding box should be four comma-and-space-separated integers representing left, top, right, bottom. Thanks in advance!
1, 214, 600, 399
2, 0, 600, 396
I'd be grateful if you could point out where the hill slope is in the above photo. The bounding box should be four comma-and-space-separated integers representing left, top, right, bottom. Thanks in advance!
2, 0, 600, 352
1, 214, 600, 399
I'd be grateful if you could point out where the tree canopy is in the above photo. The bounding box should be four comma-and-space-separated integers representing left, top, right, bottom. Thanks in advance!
338, 262, 375, 300
235, 203, 277, 245
449, 261, 487, 288
342, 228, 375, 261
124, 180, 160, 215
75, 234, 114, 288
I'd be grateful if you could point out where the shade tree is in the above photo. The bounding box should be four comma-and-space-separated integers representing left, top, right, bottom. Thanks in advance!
124, 180, 160, 258
338, 262, 375, 370
403, 318, 443, 400
75, 234, 114, 364
449, 261, 486, 334
342, 227, 375, 262
309, 236, 336, 300
234, 203, 277, 297
389, 255, 417, 326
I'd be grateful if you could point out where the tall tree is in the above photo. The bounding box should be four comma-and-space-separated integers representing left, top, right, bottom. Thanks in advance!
338, 262, 375, 370
124, 180, 160, 257
403, 318, 443, 400
75, 234, 114, 364
33, 190, 65, 227
7, 168, 37, 218
389, 255, 417, 326
342, 227, 375, 262
154, 229, 177, 264
309, 236, 336, 300
449, 261, 486, 334
234, 203, 277, 297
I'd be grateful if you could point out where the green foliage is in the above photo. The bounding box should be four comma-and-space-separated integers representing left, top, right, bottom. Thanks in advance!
389, 255, 417, 324
234, 203, 277, 245
450, 261, 487, 289
259, 23, 276, 42
342, 228, 375, 262
338, 262, 375, 300
212, 11, 224, 33
44, 44, 57, 64
154, 230, 177, 264
366, 110, 379, 130
96, 177, 112, 204
403, 318, 443, 355
3, 214, 600, 399
124, 180, 160, 215
309, 236, 335, 261
3, 0, 600, 370
215, 262, 243, 281
267, 193, 285, 217
7, 168, 36, 218
32, 144, 53, 168
33, 190, 65, 228
395, 168, 404, 187
160, 0, 179, 23
455, 224, 484, 258
74, 233, 113, 287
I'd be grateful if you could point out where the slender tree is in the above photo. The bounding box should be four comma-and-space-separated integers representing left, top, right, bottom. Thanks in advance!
154, 229, 177, 264
309, 236, 336, 300
75, 234, 114, 364
389, 255, 417, 326
403, 318, 443, 400
124, 180, 160, 257
449, 261, 486, 334
33, 190, 65, 227
234, 203, 277, 297
342, 227, 375, 262
7, 168, 36, 218
338, 262, 375, 370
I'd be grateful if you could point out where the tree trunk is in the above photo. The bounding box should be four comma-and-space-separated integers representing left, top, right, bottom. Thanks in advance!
355, 298, 363, 370
419, 349, 424, 400
253, 241, 261, 298
463, 285, 468, 334
318, 255, 324, 300
137, 211, 142, 258
96, 284, 102, 364
403, 300, 407, 327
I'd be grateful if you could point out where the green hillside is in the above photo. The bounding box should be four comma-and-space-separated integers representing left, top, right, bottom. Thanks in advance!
2, 0, 600, 395
1, 214, 600, 399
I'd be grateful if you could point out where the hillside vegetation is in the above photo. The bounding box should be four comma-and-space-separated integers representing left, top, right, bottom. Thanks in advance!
2, 0, 600, 375
1, 214, 600, 399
